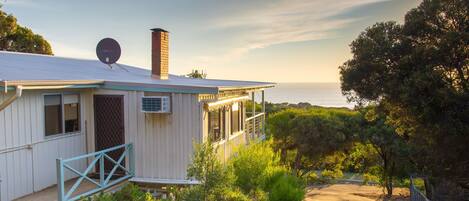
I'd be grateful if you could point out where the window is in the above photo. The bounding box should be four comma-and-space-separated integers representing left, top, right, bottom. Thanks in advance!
231, 102, 243, 134
45, 95, 63, 136
64, 94, 80, 133
208, 108, 225, 142
44, 93, 80, 136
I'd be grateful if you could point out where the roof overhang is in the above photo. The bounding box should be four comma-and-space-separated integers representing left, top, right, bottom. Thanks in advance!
1, 80, 102, 93
0, 80, 275, 94
102, 81, 218, 94
218, 83, 276, 92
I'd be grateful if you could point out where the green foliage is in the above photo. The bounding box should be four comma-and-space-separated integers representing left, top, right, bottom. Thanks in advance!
304, 171, 319, 184
362, 173, 379, 185
180, 142, 239, 201
179, 141, 305, 201
0, 6, 52, 54
82, 184, 155, 201
268, 107, 360, 174
267, 174, 305, 201
320, 169, 343, 181
358, 106, 412, 196
186, 69, 207, 79
113, 184, 153, 201
339, 0, 469, 195
229, 141, 282, 193
248, 188, 268, 201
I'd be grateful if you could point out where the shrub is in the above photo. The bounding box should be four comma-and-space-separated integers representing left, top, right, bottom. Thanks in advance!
268, 174, 305, 201
179, 142, 248, 201
305, 171, 320, 184
229, 141, 282, 193
82, 184, 155, 201
321, 169, 343, 181
113, 184, 153, 201
219, 188, 251, 201
248, 188, 268, 201
362, 173, 379, 185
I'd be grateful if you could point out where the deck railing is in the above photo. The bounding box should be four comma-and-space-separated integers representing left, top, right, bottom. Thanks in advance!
245, 112, 265, 140
56, 143, 135, 201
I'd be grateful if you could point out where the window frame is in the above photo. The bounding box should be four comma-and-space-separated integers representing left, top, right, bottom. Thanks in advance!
207, 107, 226, 142
43, 92, 81, 138
230, 102, 244, 135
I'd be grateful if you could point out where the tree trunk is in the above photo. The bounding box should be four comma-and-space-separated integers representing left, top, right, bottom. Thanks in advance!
280, 148, 287, 164
386, 175, 393, 197
386, 161, 395, 197
424, 177, 433, 199
294, 152, 302, 175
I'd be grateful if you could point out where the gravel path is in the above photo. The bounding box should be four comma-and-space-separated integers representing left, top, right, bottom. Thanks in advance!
305, 184, 410, 201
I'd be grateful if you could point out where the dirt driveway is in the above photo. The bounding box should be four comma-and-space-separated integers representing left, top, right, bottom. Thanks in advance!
305, 184, 410, 201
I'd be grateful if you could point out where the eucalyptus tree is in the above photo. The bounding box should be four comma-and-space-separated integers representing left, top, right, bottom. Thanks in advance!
0, 6, 52, 55
340, 0, 469, 198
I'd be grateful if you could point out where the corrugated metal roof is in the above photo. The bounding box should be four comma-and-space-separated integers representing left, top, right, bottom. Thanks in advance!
0, 51, 274, 94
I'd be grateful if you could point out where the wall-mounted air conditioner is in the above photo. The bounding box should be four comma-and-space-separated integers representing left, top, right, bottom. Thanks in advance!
141, 96, 171, 113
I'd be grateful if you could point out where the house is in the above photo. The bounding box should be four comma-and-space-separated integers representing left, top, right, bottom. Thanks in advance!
0, 28, 274, 201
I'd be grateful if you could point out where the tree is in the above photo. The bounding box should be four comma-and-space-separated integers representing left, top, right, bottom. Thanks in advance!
268, 108, 360, 175
187, 69, 207, 79
339, 0, 468, 198
0, 6, 52, 55
267, 109, 301, 163
359, 106, 411, 197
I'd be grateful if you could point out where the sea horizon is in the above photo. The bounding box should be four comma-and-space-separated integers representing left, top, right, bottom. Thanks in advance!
264, 82, 356, 108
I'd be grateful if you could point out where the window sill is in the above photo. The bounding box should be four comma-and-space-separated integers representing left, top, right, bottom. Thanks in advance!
229, 131, 244, 141
212, 139, 227, 148
44, 131, 82, 140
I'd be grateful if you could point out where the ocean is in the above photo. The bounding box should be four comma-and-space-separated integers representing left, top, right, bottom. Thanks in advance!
264, 83, 355, 108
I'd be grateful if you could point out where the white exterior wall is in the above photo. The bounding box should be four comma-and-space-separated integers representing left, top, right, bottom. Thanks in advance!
0, 87, 246, 200
0, 90, 87, 201
202, 101, 248, 163
86, 89, 203, 181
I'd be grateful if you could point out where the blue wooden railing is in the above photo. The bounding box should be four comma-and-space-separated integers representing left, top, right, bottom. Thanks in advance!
56, 143, 135, 201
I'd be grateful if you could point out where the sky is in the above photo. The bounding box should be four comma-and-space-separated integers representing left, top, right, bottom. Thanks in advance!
2, 0, 421, 83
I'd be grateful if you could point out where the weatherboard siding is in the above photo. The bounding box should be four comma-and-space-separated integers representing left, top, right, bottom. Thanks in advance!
0, 90, 87, 201
87, 89, 203, 181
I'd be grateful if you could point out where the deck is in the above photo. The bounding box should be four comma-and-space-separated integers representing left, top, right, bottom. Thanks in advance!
14, 178, 127, 201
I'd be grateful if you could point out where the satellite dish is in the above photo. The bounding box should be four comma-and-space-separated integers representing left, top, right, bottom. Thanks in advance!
96, 38, 121, 64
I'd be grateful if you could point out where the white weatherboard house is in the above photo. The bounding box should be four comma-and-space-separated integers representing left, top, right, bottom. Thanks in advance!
0, 28, 273, 201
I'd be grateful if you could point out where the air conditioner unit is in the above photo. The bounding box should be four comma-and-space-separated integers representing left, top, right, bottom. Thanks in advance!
141, 96, 171, 113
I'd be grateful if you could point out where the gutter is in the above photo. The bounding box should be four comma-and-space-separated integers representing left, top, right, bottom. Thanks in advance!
0, 82, 100, 112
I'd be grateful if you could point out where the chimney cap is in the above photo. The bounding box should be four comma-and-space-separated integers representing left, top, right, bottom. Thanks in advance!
151, 28, 169, 33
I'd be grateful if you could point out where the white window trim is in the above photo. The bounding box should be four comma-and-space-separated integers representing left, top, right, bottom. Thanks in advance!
229, 130, 244, 141
43, 92, 81, 138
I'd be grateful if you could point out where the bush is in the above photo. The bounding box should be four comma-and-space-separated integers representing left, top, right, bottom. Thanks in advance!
229, 141, 281, 193
179, 141, 305, 201
362, 173, 379, 185
267, 174, 305, 201
305, 171, 320, 184
321, 169, 343, 181
82, 184, 155, 201
219, 188, 252, 201
248, 188, 268, 201
179, 142, 244, 201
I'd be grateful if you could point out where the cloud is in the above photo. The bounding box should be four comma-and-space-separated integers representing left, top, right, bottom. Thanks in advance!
193, 0, 386, 65
2, 0, 48, 9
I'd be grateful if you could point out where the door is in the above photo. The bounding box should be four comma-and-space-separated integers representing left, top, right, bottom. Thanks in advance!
93, 95, 125, 174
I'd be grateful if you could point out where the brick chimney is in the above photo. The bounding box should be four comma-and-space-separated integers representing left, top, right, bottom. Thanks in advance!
151, 28, 169, 80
